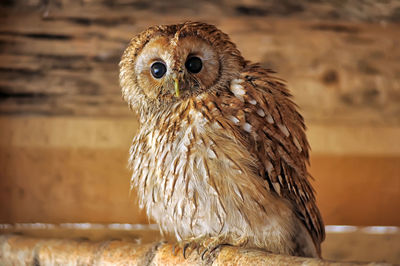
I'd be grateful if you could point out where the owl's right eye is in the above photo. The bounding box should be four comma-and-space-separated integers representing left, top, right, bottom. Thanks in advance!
150, 62, 167, 79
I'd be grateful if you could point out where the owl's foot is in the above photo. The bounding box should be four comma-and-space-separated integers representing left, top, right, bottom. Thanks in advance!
197, 235, 226, 261
197, 235, 249, 260
173, 235, 236, 260
172, 237, 202, 258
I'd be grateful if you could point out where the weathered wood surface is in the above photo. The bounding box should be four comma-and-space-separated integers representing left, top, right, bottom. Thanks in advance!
1, 116, 399, 227
1, 224, 399, 264
1, 1, 400, 125
0, 234, 390, 266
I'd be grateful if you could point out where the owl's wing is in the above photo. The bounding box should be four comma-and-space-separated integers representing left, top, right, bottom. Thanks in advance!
227, 64, 325, 253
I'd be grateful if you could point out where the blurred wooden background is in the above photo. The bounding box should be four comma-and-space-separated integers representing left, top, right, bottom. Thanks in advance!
0, 0, 399, 226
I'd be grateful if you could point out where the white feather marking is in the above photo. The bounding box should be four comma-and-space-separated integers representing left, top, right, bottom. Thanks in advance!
278, 175, 283, 185
266, 114, 274, 124
232, 78, 244, 84
177, 131, 190, 154
293, 136, 302, 152
138, 167, 149, 188
266, 161, 274, 175
233, 186, 244, 202
272, 182, 281, 195
231, 84, 245, 96
248, 99, 257, 105
212, 121, 222, 129
207, 148, 217, 159
157, 148, 169, 168
120, 69, 125, 78
278, 123, 290, 137
256, 109, 265, 117
131, 157, 141, 172
174, 226, 182, 242
243, 123, 252, 133
196, 94, 206, 100
189, 110, 206, 134
229, 116, 240, 124
177, 199, 184, 218
148, 129, 161, 149
198, 157, 210, 180
230, 80, 245, 102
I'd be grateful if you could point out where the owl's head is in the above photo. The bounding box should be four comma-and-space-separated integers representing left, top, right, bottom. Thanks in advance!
120, 22, 245, 118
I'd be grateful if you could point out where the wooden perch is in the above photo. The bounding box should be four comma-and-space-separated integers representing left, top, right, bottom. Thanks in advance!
0, 234, 387, 265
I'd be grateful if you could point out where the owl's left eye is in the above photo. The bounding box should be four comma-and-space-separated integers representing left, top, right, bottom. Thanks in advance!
185, 57, 202, 74
150, 62, 167, 79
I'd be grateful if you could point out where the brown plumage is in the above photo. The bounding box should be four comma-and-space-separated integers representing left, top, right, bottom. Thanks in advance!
120, 22, 325, 258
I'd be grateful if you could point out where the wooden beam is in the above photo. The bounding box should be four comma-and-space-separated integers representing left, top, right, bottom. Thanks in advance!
0, 3, 399, 125
1, 116, 399, 155
1, 117, 399, 225
0, 234, 382, 265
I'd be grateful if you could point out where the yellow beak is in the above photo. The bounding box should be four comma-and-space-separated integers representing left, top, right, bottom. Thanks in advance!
174, 77, 180, 97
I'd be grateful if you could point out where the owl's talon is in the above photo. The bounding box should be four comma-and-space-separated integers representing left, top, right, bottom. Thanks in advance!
174, 236, 226, 260
183, 243, 190, 259
196, 246, 202, 255
201, 248, 209, 260
209, 244, 222, 255
172, 243, 179, 257
200, 244, 222, 260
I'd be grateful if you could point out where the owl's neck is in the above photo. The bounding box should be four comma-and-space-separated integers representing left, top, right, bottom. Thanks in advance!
138, 92, 203, 127
138, 98, 182, 128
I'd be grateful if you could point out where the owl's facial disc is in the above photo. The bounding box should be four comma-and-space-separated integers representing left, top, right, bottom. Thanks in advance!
134, 35, 220, 101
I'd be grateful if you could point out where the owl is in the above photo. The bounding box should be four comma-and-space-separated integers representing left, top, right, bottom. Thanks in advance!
119, 22, 325, 259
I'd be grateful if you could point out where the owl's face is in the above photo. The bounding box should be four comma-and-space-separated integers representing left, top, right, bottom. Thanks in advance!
120, 22, 245, 117
135, 35, 219, 99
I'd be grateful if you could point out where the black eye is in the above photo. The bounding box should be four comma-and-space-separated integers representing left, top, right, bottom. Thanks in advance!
185, 56, 202, 74
150, 62, 167, 79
